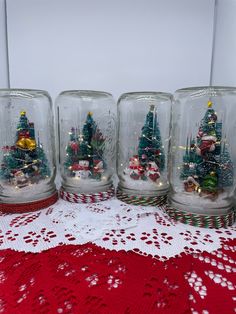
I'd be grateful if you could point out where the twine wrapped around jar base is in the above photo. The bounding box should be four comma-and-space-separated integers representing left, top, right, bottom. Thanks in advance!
116, 187, 167, 206
163, 204, 235, 228
0, 191, 58, 214
60, 186, 115, 203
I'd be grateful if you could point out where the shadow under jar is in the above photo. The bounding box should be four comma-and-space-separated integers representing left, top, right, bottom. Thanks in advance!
117, 92, 172, 206
0, 89, 58, 213
167, 86, 236, 228
56, 90, 116, 203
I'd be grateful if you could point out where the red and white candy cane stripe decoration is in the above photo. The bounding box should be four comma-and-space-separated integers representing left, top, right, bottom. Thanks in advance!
60, 186, 115, 203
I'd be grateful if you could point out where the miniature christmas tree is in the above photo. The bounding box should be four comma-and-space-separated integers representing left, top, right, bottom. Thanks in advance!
201, 171, 218, 193
64, 127, 79, 169
91, 125, 105, 159
125, 105, 164, 182
180, 101, 234, 196
79, 112, 94, 162
0, 150, 19, 181
35, 143, 51, 178
64, 112, 106, 180
138, 106, 155, 165
180, 137, 202, 180
217, 143, 234, 188
0, 111, 50, 188
90, 125, 106, 180
138, 105, 165, 169
152, 112, 165, 171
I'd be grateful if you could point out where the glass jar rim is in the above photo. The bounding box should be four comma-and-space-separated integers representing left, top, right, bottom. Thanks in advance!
175, 86, 236, 94
0, 88, 50, 99
58, 90, 113, 99
118, 91, 172, 102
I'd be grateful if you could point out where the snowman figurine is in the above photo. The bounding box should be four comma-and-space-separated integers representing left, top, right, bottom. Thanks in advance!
146, 161, 160, 182
75, 160, 91, 179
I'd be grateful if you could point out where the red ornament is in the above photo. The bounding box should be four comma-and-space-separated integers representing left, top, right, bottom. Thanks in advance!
154, 149, 161, 155
70, 142, 79, 152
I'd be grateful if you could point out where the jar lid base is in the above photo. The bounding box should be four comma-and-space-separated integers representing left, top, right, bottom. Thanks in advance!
164, 204, 235, 228
60, 185, 115, 203
116, 187, 167, 206
0, 192, 58, 214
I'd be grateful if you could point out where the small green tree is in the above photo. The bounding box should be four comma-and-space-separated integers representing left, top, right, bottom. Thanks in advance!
91, 125, 106, 160
64, 127, 79, 170
152, 112, 165, 171
0, 112, 50, 184
36, 144, 51, 177
79, 112, 94, 161
217, 143, 234, 188
138, 105, 165, 170
63, 113, 106, 179
180, 101, 234, 194
16, 111, 29, 133
201, 172, 218, 193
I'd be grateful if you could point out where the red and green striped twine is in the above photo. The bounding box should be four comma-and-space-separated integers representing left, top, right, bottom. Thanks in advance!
164, 204, 235, 228
116, 187, 167, 206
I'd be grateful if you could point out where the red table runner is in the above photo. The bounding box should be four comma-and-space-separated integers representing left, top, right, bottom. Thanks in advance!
0, 239, 235, 314
0, 199, 235, 313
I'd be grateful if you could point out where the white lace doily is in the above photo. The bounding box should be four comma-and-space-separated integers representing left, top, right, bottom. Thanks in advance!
0, 198, 235, 259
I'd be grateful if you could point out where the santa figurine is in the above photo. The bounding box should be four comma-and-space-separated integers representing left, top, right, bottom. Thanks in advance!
196, 134, 216, 157
128, 155, 144, 180
93, 159, 104, 178
13, 170, 28, 188
146, 161, 160, 182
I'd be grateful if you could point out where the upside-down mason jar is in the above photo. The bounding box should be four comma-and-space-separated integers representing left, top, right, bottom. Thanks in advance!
0, 89, 58, 213
167, 86, 236, 228
56, 90, 116, 203
117, 92, 172, 206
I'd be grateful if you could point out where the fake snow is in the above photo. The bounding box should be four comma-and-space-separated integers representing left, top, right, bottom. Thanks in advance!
169, 190, 233, 215
120, 171, 169, 194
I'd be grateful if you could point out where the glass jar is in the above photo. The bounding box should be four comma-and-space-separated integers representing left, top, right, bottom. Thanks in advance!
167, 86, 236, 227
0, 89, 57, 213
56, 90, 116, 202
117, 92, 172, 205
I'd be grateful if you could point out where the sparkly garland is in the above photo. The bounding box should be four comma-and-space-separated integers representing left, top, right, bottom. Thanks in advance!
60, 186, 115, 203
0, 192, 58, 214
116, 187, 167, 206
164, 204, 235, 229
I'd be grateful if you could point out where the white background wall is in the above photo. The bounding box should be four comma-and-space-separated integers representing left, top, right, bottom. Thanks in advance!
212, 0, 236, 86
0, 0, 9, 88
3, 0, 215, 101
